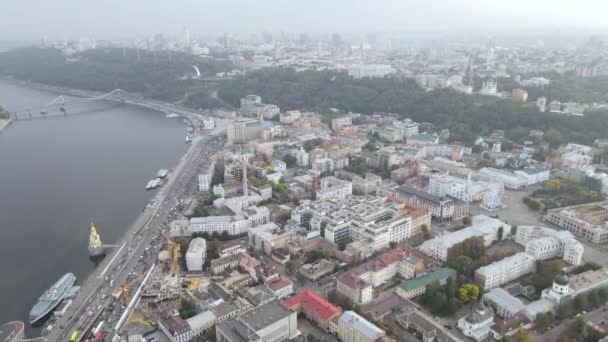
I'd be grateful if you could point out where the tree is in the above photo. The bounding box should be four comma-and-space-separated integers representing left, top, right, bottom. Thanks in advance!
497, 226, 504, 241
575, 293, 589, 311
179, 298, 200, 319
510, 329, 530, 342
599, 287, 608, 302
458, 283, 481, 303
588, 289, 601, 308
445, 276, 457, 301
511, 225, 518, 235
421, 224, 431, 239
286, 259, 301, 275
568, 315, 589, 341
447, 256, 474, 278
462, 216, 472, 225
532, 260, 563, 291
535, 313, 552, 331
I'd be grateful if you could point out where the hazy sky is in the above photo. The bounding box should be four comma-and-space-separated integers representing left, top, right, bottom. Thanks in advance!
1, 0, 607, 40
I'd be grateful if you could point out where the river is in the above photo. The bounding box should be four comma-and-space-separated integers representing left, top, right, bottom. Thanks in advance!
0, 80, 188, 334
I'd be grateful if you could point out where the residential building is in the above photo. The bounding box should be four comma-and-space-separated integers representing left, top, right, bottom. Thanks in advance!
265, 275, 293, 299
216, 300, 298, 342
210, 255, 239, 275
418, 215, 510, 261
279, 110, 301, 124
482, 288, 525, 318
186, 238, 206, 272
331, 116, 353, 130
158, 311, 217, 342
228, 117, 262, 144
248, 222, 291, 255
457, 304, 494, 341
337, 247, 429, 304
283, 290, 342, 332
395, 268, 456, 299
198, 160, 216, 192
396, 185, 469, 221
478, 168, 528, 189
545, 201, 608, 243
218, 241, 247, 258
347, 64, 393, 79
513, 168, 550, 186
515, 225, 583, 265
475, 253, 536, 290
407, 133, 439, 146
317, 176, 353, 200
428, 174, 470, 202
568, 268, 608, 296
300, 259, 335, 281
184, 206, 270, 236
338, 311, 386, 342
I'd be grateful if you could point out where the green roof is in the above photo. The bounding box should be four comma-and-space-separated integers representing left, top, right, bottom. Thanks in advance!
399, 268, 456, 292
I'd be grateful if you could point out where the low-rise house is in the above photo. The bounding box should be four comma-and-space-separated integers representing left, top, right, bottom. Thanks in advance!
283, 290, 342, 332
395, 268, 456, 299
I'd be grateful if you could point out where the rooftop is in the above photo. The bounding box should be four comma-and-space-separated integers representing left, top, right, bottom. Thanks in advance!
283, 290, 342, 321
339, 311, 385, 340
483, 288, 525, 314
399, 268, 456, 292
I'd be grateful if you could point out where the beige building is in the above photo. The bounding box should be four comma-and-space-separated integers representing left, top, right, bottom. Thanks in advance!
338, 311, 386, 342
545, 201, 608, 243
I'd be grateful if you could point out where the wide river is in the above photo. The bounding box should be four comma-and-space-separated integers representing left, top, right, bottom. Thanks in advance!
0, 80, 188, 334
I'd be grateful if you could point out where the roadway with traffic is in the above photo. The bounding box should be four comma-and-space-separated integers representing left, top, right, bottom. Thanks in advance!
43, 109, 229, 341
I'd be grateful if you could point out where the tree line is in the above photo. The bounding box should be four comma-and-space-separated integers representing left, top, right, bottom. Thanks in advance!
218, 67, 608, 146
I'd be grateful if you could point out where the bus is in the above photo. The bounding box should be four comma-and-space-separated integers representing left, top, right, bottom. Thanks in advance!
69, 330, 80, 342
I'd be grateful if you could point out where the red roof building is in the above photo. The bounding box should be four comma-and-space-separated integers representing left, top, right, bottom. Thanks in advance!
283, 290, 342, 331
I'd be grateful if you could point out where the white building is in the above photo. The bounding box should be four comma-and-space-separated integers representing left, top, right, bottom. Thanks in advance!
347, 64, 393, 79
317, 176, 353, 200
428, 174, 469, 202
338, 311, 386, 342
418, 215, 510, 261
279, 110, 301, 124
184, 206, 270, 237
292, 146, 309, 167
482, 288, 525, 318
479, 168, 529, 189
514, 168, 551, 186
515, 225, 584, 266
475, 252, 536, 290
216, 300, 298, 342
457, 304, 494, 341
198, 160, 216, 192
186, 238, 207, 272
331, 116, 353, 130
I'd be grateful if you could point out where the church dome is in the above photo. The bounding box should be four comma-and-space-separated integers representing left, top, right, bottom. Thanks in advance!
554, 272, 569, 286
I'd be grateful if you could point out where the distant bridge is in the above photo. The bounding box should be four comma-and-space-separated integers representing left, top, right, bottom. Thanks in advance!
11, 88, 200, 122
12, 89, 138, 120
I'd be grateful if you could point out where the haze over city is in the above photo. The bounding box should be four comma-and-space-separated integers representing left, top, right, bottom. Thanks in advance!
2, 0, 608, 40
3, 1, 608, 342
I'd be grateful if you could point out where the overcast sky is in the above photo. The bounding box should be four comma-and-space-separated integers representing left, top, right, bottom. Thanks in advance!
1, 0, 607, 40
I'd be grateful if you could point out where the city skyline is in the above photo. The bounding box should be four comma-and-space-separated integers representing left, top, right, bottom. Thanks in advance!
2, 0, 608, 40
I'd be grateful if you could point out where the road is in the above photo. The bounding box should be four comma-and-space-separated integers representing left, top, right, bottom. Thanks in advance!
44, 126, 227, 341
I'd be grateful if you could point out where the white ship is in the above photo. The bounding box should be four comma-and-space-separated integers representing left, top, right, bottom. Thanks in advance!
146, 178, 163, 190
156, 169, 169, 178
165, 113, 179, 119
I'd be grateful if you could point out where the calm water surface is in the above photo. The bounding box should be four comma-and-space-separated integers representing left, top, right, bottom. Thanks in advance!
0, 80, 188, 334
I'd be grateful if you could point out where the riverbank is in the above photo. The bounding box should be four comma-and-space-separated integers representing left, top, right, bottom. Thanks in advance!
0, 117, 12, 132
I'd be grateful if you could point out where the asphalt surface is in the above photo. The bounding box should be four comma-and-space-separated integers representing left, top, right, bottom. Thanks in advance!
44, 117, 228, 341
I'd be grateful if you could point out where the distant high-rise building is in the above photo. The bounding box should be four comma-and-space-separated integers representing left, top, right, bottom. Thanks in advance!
227, 117, 262, 144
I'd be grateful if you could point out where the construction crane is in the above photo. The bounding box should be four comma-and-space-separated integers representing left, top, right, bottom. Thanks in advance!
112, 273, 144, 304
162, 230, 182, 300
